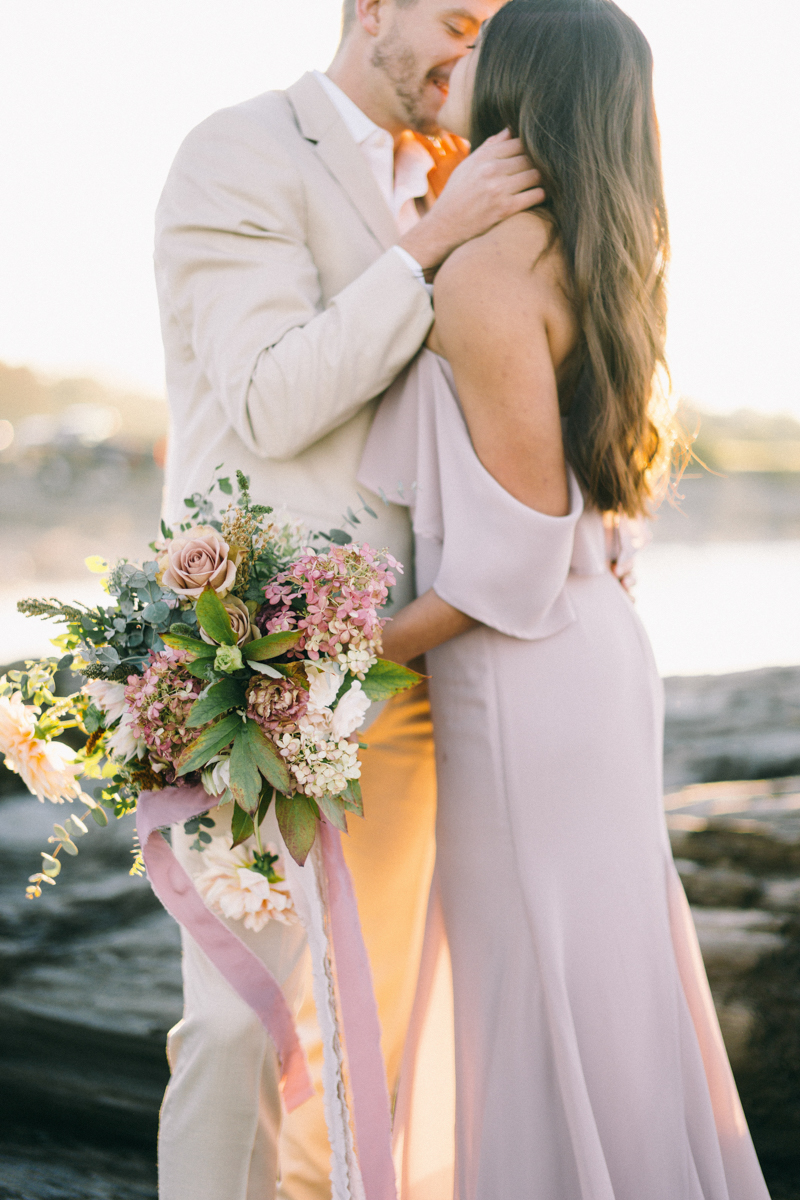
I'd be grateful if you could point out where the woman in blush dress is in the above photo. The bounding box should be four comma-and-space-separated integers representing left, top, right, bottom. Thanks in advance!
358, 2, 771, 1198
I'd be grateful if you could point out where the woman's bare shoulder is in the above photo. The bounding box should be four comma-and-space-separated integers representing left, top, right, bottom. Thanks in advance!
435, 211, 555, 298
430, 211, 575, 366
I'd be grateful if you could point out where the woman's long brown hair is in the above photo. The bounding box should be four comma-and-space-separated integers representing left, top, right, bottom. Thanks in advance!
471, 0, 676, 516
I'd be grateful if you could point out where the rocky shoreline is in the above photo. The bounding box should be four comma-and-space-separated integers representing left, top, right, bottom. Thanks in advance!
1, 665, 800, 1197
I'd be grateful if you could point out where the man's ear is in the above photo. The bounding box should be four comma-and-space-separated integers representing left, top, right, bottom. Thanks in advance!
356, 0, 385, 37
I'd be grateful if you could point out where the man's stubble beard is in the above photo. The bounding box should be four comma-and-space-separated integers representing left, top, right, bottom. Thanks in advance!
371, 27, 442, 135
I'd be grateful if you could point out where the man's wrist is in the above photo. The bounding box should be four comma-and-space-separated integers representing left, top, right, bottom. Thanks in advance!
398, 212, 456, 273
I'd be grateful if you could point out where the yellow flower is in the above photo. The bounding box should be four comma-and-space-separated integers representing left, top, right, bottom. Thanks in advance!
0, 692, 82, 804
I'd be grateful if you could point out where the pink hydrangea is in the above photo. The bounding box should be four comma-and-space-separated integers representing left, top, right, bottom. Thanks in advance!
125, 648, 204, 767
262, 544, 399, 678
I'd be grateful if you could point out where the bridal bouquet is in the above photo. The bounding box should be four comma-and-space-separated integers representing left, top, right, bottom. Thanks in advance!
2, 470, 419, 906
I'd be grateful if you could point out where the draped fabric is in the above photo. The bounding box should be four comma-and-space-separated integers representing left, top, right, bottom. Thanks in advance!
359, 350, 770, 1200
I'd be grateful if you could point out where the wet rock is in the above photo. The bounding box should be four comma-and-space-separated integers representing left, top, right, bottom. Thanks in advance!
666, 777, 800, 1184
663, 666, 800, 789
675, 859, 763, 908
0, 792, 182, 1144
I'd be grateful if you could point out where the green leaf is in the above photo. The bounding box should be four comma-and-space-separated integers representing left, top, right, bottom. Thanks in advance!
41, 852, 61, 877
276, 794, 318, 866
361, 658, 424, 702
316, 792, 348, 833
230, 801, 254, 847
340, 778, 363, 817
176, 712, 242, 776
245, 629, 303, 661
195, 587, 236, 646
142, 600, 171, 626
161, 632, 216, 658
229, 727, 263, 815
183, 658, 216, 681
168, 621, 194, 637
217, 476, 233, 495
239, 719, 292, 794
187, 679, 247, 728
84, 704, 105, 734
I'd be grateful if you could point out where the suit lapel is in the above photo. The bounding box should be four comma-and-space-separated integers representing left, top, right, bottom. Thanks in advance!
286, 73, 400, 253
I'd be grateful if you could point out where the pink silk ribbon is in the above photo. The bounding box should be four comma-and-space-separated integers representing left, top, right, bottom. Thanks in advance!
136, 787, 399, 1200
136, 785, 314, 1111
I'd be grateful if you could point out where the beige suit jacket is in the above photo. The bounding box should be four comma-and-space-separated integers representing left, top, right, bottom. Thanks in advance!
154, 72, 434, 609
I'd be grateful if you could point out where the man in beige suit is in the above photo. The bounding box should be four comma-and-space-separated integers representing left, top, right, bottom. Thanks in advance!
154, 1, 540, 1196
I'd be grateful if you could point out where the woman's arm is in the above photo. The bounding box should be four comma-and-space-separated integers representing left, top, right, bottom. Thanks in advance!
380, 589, 478, 665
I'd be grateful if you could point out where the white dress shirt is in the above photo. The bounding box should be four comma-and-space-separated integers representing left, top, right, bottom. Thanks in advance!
313, 71, 434, 287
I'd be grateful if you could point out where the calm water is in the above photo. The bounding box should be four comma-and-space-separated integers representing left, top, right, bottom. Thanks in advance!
2, 471, 800, 679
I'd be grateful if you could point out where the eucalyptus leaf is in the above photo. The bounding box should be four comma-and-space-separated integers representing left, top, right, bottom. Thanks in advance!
41, 852, 61, 877
90, 806, 109, 827
142, 601, 171, 626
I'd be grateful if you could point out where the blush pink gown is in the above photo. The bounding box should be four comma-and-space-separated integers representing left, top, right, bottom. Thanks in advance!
358, 349, 770, 1200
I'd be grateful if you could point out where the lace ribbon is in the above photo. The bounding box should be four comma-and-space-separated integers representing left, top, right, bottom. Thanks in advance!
136, 785, 397, 1200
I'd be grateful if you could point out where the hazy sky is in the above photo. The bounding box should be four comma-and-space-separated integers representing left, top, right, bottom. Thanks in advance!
0, 0, 798, 414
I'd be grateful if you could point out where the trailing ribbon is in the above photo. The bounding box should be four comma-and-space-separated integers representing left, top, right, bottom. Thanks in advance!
136, 788, 398, 1200
136, 785, 314, 1111
319, 819, 398, 1200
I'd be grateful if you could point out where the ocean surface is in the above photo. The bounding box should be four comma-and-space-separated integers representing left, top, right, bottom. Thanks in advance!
2, 470, 800, 679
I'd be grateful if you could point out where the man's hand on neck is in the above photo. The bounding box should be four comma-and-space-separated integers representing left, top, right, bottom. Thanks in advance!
327, 0, 544, 271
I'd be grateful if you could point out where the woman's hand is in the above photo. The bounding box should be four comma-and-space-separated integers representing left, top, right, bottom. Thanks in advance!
379, 589, 479, 664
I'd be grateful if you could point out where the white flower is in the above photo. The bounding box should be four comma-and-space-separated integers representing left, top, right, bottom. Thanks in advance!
276, 728, 361, 800
201, 754, 231, 798
105, 711, 145, 763
195, 836, 297, 931
0, 692, 83, 804
83, 680, 127, 725
305, 661, 344, 712
330, 681, 370, 740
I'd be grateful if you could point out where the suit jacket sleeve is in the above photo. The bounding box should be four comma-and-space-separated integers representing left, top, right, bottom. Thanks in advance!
154, 105, 434, 462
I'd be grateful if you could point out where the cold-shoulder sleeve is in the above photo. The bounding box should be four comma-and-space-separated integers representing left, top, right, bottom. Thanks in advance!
359, 351, 585, 641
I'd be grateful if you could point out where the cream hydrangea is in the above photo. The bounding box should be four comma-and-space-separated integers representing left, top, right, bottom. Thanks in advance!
0, 692, 82, 804
194, 836, 296, 931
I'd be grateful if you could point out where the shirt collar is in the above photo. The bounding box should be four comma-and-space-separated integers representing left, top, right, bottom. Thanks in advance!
313, 70, 386, 148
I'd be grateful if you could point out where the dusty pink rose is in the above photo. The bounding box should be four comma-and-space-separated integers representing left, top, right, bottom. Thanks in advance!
160, 525, 239, 598
200, 595, 259, 648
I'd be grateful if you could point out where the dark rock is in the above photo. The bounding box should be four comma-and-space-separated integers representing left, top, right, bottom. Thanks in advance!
675, 860, 763, 908
0, 793, 182, 1145
665, 777, 800, 1189
0, 1123, 157, 1199
663, 666, 800, 789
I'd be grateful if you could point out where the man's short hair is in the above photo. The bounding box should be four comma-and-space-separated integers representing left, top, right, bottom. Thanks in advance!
341, 0, 418, 37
